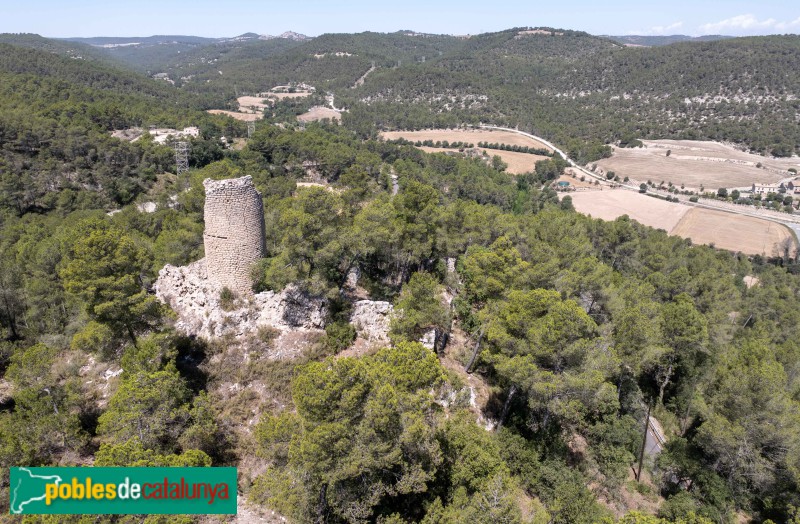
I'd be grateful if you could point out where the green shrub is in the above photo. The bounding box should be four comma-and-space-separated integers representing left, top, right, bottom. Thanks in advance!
220, 287, 237, 311
322, 322, 357, 353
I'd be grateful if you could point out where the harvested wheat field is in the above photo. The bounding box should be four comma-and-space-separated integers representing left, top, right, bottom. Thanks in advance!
417, 147, 548, 174
236, 95, 271, 111
266, 92, 313, 100
207, 96, 271, 120
569, 190, 690, 231
297, 107, 341, 123
381, 129, 552, 152
671, 208, 793, 255
206, 109, 262, 121
595, 140, 800, 191
569, 189, 794, 255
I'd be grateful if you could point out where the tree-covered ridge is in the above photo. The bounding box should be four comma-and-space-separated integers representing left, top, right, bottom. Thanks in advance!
1, 119, 800, 522
343, 33, 800, 156
153, 31, 468, 103
7, 30, 799, 155
0, 43, 243, 213
0, 33, 114, 64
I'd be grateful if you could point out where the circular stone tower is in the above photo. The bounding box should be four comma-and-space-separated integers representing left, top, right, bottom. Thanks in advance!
203, 176, 266, 295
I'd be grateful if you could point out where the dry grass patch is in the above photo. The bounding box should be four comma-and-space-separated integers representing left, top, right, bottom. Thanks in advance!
417, 146, 548, 174
207, 109, 261, 122
265, 92, 312, 100
559, 170, 597, 188
569, 190, 795, 255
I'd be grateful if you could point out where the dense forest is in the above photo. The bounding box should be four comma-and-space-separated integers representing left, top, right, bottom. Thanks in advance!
0, 33, 799, 523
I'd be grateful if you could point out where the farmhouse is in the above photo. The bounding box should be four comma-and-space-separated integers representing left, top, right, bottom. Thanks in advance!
751, 182, 788, 194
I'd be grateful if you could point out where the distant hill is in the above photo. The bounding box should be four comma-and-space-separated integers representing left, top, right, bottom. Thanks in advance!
63, 35, 217, 46
57, 32, 313, 74
0, 33, 113, 62
605, 34, 733, 46
263, 31, 311, 41
0, 41, 234, 212
2, 29, 798, 157
341, 31, 800, 157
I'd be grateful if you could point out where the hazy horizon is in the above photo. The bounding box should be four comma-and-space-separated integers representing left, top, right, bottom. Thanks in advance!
2, 0, 798, 39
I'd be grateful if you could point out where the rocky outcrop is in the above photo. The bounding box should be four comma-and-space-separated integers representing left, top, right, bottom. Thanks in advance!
155, 259, 326, 340
349, 300, 437, 349
155, 259, 400, 358
350, 300, 393, 344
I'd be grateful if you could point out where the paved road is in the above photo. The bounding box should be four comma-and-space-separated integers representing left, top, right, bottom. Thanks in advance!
645, 418, 666, 456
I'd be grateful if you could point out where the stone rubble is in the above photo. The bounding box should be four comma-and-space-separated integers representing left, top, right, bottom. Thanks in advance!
155, 258, 327, 340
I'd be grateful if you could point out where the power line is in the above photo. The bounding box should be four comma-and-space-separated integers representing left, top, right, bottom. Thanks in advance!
175, 141, 189, 175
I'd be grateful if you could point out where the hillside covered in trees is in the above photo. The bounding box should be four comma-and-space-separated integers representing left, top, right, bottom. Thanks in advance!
6, 29, 798, 156
0, 31, 799, 523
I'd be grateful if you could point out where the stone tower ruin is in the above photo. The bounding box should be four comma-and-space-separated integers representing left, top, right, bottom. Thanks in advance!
203, 176, 266, 295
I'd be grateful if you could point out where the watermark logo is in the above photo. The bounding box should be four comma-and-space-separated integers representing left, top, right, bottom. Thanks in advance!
9, 467, 237, 515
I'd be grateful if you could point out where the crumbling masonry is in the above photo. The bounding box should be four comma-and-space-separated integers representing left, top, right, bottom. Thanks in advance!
203, 176, 266, 295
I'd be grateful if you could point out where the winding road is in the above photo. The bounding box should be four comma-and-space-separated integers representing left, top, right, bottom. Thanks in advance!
479, 125, 800, 244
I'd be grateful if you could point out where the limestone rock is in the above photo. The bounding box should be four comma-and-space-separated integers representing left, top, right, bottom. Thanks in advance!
419, 329, 436, 350
154, 258, 326, 341
350, 300, 393, 344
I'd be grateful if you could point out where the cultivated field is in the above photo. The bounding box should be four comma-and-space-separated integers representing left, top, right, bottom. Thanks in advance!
671, 208, 792, 255
417, 147, 549, 175
207, 90, 314, 122
207, 109, 261, 121
594, 140, 800, 191
569, 190, 689, 231
381, 129, 553, 152
569, 189, 794, 255
297, 107, 341, 123
264, 92, 313, 100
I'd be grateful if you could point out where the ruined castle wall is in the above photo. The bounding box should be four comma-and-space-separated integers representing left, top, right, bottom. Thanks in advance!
203, 176, 266, 295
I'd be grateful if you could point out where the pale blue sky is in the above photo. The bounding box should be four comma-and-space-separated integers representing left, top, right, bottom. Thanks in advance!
1, 0, 798, 38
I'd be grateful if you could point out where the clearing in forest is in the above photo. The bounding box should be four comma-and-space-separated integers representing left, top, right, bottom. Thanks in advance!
569, 189, 794, 255
207, 89, 314, 122
595, 140, 800, 191
207, 110, 261, 121
297, 107, 341, 123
